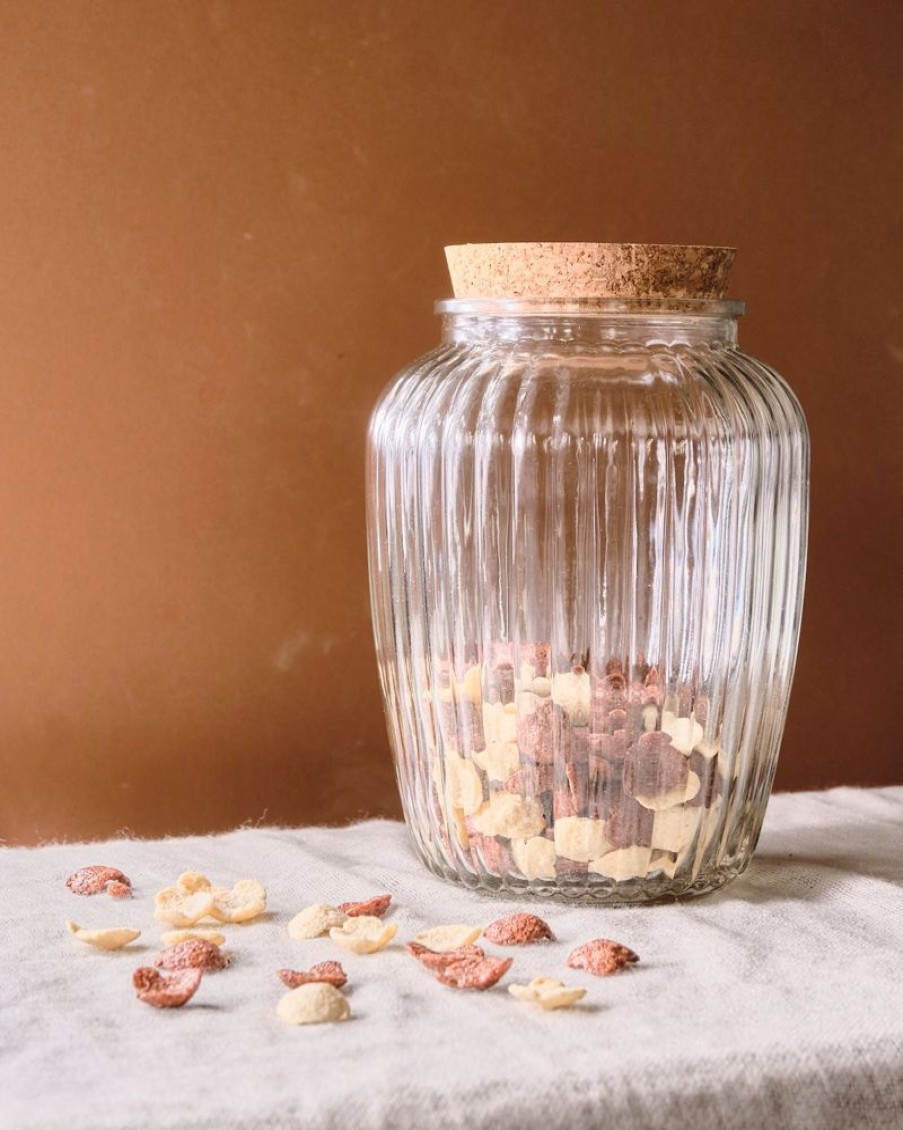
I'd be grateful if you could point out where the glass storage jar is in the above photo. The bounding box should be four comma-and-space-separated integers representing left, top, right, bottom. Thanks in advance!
367, 243, 808, 902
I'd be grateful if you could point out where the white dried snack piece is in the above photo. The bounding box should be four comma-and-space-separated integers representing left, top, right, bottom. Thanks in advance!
508, 976, 586, 1011
512, 835, 558, 880
209, 878, 267, 923
444, 755, 484, 815
161, 928, 227, 948
531, 676, 552, 698
641, 704, 660, 732
288, 903, 348, 940
453, 665, 483, 705
589, 845, 653, 881
553, 816, 611, 862
176, 871, 212, 894
451, 805, 470, 850
482, 701, 518, 744
470, 793, 546, 840
65, 920, 141, 950
154, 871, 266, 926
471, 741, 520, 782
412, 924, 482, 953
633, 770, 701, 812
329, 915, 398, 954
650, 805, 704, 853
661, 711, 704, 754
276, 982, 351, 1026
551, 670, 591, 724
154, 885, 216, 927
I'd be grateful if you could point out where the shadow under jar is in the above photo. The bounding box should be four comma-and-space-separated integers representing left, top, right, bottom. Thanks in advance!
367, 243, 809, 903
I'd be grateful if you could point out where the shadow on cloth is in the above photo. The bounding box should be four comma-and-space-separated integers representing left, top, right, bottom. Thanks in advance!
720, 818, 903, 903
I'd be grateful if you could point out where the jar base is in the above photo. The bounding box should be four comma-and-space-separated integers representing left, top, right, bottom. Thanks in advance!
412, 843, 749, 906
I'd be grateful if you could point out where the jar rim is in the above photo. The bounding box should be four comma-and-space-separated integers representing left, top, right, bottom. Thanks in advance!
435, 296, 745, 318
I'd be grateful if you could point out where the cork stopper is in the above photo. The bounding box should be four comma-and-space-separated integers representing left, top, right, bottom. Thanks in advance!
445, 243, 735, 300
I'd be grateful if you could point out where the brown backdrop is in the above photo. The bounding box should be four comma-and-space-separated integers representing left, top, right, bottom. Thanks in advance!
1, 1, 900, 845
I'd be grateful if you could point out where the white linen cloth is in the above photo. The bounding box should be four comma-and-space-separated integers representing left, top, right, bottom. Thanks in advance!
1, 786, 901, 1130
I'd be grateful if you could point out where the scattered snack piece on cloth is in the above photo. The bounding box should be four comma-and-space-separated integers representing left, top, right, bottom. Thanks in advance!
154, 872, 266, 926
508, 976, 586, 1010
288, 903, 348, 940
406, 942, 512, 990
432, 954, 512, 990
412, 924, 482, 952
329, 915, 397, 954
154, 887, 215, 928
276, 982, 350, 1026
278, 961, 348, 989
406, 942, 484, 968
209, 878, 267, 923
160, 928, 226, 948
337, 894, 392, 918
133, 966, 202, 1009
154, 938, 230, 973
567, 938, 640, 976
65, 920, 141, 951
66, 866, 132, 898
483, 912, 555, 945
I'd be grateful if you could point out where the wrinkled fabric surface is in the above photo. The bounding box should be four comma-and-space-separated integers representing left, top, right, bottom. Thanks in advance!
1, 787, 902, 1130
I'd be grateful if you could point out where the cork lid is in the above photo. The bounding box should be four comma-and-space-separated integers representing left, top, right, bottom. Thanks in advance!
445, 242, 735, 301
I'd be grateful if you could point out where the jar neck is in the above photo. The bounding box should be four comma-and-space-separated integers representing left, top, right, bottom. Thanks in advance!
437, 297, 743, 349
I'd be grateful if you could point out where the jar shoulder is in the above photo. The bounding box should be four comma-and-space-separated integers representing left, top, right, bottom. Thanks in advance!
371, 341, 808, 446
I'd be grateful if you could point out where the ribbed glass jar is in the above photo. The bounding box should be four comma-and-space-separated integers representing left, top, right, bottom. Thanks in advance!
367, 292, 808, 903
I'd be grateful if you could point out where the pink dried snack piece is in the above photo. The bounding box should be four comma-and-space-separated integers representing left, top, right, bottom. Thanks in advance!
520, 641, 551, 678
640, 682, 664, 707
587, 730, 630, 778
464, 829, 509, 876
555, 856, 589, 878
553, 757, 588, 819
503, 765, 554, 796
604, 796, 655, 849
407, 940, 511, 990
106, 880, 133, 900
133, 966, 202, 1008
604, 708, 628, 733
567, 938, 640, 977
488, 661, 515, 704
686, 750, 723, 808
552, 783, 581, 819
338, 894, 392, 918
66, 866, 131, 897
154, 938, 230, 973
623, 732, 688, 799
483, 912, 555, 946
406, 942, 485, 969
279, 961, 348, 989
599, 671, 627, 701
433, 954, 513, 991
517, 697, 555, 765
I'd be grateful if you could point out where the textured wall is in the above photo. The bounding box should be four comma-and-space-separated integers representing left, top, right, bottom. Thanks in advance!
1, 1, 900, 845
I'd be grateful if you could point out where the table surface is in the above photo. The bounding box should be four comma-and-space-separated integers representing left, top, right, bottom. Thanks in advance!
2, 786, 902, 1130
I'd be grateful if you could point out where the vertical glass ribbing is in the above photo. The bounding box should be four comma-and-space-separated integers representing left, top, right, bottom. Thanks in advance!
367, 314, 808, 902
